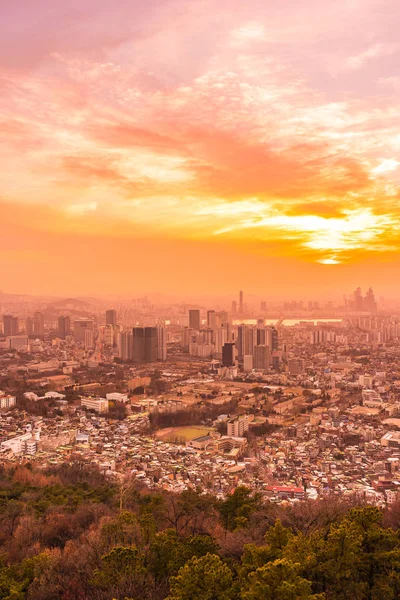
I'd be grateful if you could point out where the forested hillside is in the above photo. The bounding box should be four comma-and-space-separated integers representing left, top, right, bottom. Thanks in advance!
1, 463, 400, 599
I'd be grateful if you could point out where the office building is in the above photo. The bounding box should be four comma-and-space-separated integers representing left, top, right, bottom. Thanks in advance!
3, 315, 19, 337
189, 309, 201, 330
74, 319, 94, 344
58, 316, 71, 339
239, 290, 244, 315
222, 342, 236, 367
106, 309, 117, 327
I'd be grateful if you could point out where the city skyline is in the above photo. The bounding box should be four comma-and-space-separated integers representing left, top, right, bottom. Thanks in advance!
1, 0, 400, 296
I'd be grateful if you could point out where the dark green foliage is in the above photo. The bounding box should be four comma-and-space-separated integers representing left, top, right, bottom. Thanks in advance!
2, 465, 400, 599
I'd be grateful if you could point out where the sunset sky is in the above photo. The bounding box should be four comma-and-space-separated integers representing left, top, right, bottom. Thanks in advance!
1, 0, 400, 298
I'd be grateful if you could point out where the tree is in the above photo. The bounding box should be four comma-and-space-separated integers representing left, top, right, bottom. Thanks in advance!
167, 553, 234, 600
92, 546, 149, 599
218, 487, 261, 531
242, 559, 325, 600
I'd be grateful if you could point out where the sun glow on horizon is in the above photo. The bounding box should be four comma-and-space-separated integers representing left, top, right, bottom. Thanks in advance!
1, 0, 400, 293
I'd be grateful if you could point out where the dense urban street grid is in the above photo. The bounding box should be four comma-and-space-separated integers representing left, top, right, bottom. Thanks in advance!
2, 288, 400, 506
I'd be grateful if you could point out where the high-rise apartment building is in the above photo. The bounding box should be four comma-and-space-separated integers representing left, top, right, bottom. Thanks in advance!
58, 316, 71, 339
33, 312, 45, 337
253, 345, 270, 370
207, 310, 216, 329
3, 315, 19, 337
106, 309, 117, 327
189, 309, 201, 330
214, 327, 228, 355
119, 331, 133, 360
131, 327, 166, 362
132, 327, 145, 362
237, 325, 257, 359
227, 415, 250, 437
239, 290, 244, 315
26, 317, 34, 337
243, 355, 253, 372
104, 324, 114, 346
157, 326, 167, 361
84, 329, 94, 349
144, 327, 158, 362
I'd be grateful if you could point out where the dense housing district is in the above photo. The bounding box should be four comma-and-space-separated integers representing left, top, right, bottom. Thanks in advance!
2, 289, 400, 506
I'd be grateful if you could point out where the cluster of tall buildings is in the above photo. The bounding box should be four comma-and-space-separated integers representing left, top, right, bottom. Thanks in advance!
3, 312, 46, 337
119, 327, 167, 362
3, 315, 19, 337
183, 306, 279, 372
348, 287, 378, 314
231, 290, 245, 316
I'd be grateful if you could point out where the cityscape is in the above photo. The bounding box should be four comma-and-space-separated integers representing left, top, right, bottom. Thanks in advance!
3, 0, 400, 597
2, 285, 400, 505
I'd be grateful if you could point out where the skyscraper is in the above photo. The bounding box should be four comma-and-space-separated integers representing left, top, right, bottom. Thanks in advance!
3, 315, 19, 337
131, 327, 163, 362
239, 290, 244, 315
236, 324, 257, 359
207, 310, 216, 329
253, 345, 270, 370
354, 287, 363, 311
119, 331, 133, 360
144, 327, 158, 362
33, 312, 45, 337
222, 342, 236, 367
58, 316, 71, 339
26, 317, 34, 336
132, 327, 145, 362
189, 309, 201, 330
365, 288, 377, 314
104, 324, 114, 346
84, 328, 94, 349
106, 309, 117, 326
157, 326, 167, 361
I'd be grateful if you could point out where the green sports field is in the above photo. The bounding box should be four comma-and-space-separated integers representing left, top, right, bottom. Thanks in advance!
156, 426, 214, 443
